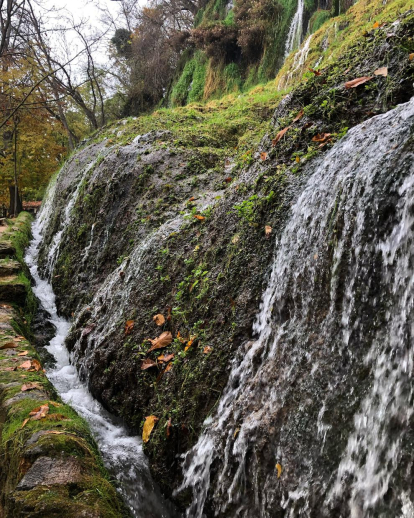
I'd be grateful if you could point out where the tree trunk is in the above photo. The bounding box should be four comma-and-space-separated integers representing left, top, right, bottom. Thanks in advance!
9, 185, 22, 216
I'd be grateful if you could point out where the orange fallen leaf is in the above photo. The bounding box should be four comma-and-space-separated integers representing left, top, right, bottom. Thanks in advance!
272, 126, 291, 146
21, 418, 29, 429
260, 152, 268, 161
185, 335, 197, 352
224, 177, 232, 183
308, 67, 321, 76
344, 76, 373, 89
21, 382, 42, 392
188, 196, 195, 202
374, 66, 388, 77
125, 320, 134, 336
410, 53, 414, 61
30, 359, 42, 372
158, 353, 174, 363
295, 156, 300, 163
141, 358, 157, 370
166, 417, 172, 438
49, 401, 62, 408
147, 331, 173, 352
0, 342, 18, 350
142, 415, 158, 443
265, 225, 272, 237
194, 215, 205, 221
311, 133, 332, 143
29, 404, 49, 421
153, 314, 165, 326
203, 346, 212, 354
373, 21, 379, 28
17, 350, 29, 356
276, 463, 283, 478
47, 413, 68, 421
18, 360, 32, 370
164, 362, 173, 372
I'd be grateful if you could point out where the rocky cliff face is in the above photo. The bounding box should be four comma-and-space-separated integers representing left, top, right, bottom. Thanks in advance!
36, 8, 414, 515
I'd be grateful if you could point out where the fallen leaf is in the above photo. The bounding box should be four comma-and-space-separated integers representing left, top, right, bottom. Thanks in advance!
18, 360, 32, 370
47, 413, 68, 421
45, 430, 65, 435
147, 331, 173, 352
374, 66, 388, 77
410, 53, 414, 61
185, 335, 197, 352
265, 225, 272, 237
142, 415, 158, 443
203, 346, 212, 354
49, 401, 62, 408
276, 463, 283, 478
158, 353, 174, 363
141, 358, 157, 370
188, 196, 195, 202
260, 152, 268, 161
311, 133, 332, 143
166, 417, 172, 438
308, 67, 321, 76
125, 320, 134, 336
3, 367, 16, 371
194, 215, 205, 221
272, 126, 291, 146
30, 359, 42, 372
29, 404, 49, 421
295, 156, 300, 163
21, 382, 42, 392
293, 109, 304, 122
166, 306, 172, 321
224, 177, 232, 183
21, 418, 29, 429
344, 76, 373, 88
165, 362, 173, 372
0, 342, 18, 350
373, 21, 379, 28
234, 427, 240, 438
153, 314, 165, 326
17, 350, 29, 356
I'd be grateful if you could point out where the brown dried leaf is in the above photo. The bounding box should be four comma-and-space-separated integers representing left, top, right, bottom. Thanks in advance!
17, 350, 29, 356
21, 418, 29, 429
47, 413, 68, 421
260, 152, 268, 161
165, 362, 173, 372
293, 109, 304, 122
125, 320, 134, 336
203, 346, 212, 354
308, 67, 321, 76
18, 360, 32, 370
344, 76, 373, 89
272, 126, 291, 146
147, 331, 173, 352
188, 196, 195, 202
311, 133, 332, 143
194, 215, 205, 221
153, 314, 165, 326
21, 382, 42, 392
29, 404, 49, 421
265, 225, 272, 237
142, 415, 158, 443
374, 66, 388, 77
0, 342, 18, 350
49, 401, 62, 408
410, 53, 414, 61
141, 358, 157, 370
30, 359, 42, 372
158, 353, 174, 363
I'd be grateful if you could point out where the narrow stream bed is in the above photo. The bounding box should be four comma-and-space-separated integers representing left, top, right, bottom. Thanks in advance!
25, 215, 174, 518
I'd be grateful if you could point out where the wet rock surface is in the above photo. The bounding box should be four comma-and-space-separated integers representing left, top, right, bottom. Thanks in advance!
16, 457, 83, 490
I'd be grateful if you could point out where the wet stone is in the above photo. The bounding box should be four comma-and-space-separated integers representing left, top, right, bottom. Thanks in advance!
16, 456, 83, 490
0, 283, 26, 305
0, 242, 15, 259
4, 390, 47, 406
0, 260, 20, 277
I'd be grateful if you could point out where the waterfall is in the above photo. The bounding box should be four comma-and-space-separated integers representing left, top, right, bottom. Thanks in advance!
26, 194, 175, 517
177, 98, 414, 516
284, 0, 305, 58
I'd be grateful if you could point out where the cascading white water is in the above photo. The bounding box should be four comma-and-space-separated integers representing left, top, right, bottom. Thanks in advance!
178, 99, 414, 517
26, 183, 174, 518
284, 0, 305, 58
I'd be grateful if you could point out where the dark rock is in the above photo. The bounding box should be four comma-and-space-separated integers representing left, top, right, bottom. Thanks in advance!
0, 281, 26, 305
0, 260, 20, 277
0, 241, 15, 259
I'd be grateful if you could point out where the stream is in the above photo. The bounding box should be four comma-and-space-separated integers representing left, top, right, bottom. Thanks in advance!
25, 203, 174, 517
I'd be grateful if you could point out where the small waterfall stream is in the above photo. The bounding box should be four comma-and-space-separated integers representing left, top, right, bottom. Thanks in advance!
284, 0, 305, 57
178, 99, 414, 516
25, 184, 174, 517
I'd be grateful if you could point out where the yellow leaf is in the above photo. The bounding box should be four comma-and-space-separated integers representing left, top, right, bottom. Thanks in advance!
295, 156, 300, 163
234, 427, 240, 438
373, 21, 379, 28
142, 415, 158, 443
410, 53, 414, 61
276, 463, 283, 478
